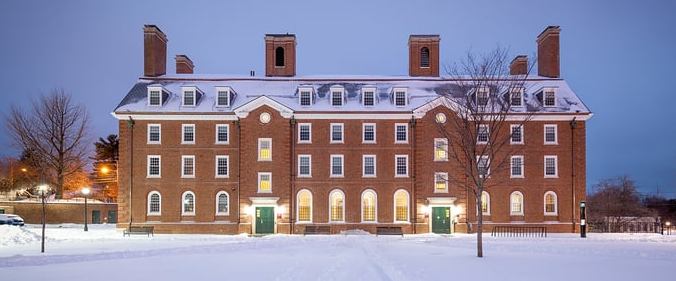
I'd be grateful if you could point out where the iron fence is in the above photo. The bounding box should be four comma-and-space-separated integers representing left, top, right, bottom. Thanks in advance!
491, 226, 547, 238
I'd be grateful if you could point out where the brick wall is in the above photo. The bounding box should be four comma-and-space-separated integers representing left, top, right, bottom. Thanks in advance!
0, 201, 118, 224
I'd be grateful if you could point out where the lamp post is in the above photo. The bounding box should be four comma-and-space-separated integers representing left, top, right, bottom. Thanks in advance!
81, 187, 91, 231
666, 221, 672, 235
580, 201, 587, 238
37, 184, 50, 253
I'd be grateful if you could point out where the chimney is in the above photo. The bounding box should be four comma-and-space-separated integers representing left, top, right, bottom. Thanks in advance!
510, 55, 528, 75
536, 26, 561, 78
175, 55, 194, 74
265, 34, 296, 77
409, 35, 440, 77
144, 25, 168, 77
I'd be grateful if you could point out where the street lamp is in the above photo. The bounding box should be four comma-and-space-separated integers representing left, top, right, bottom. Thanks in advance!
37, 184, 50, 253
666, 221, 672, 235
81, 187, 91, 232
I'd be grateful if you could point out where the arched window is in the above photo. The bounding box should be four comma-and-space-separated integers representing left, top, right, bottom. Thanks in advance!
481, 191, 490, 215
510, 191, 524, 215
182, 191, 195, 215
329, 189, 345, 222
420, 47, 430, 68
361, 189, 377, 222
147, 191, 161, 215
393, 189, 409, 222
297, 189, 312, 222
544, 191, 558, 215
216, 191, 229, 215
275, 47, 285, 67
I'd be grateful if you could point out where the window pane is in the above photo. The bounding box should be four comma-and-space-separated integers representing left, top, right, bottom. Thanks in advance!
259, 139, 271, 160
183, 157, 194, 176
298, 192, 311, 222
259, 174, 271, 192
331, 156, 343, 176
544, 91, 555, 106
478, 126, 489, 143
545, 126, 556, 143
149, 126, 160, 142
299, 156, 310, 176
396, 125, 407, 142
149, 194, 160, 213
149, 91, 161, 105
184, 91, 195, 106
363, 125, 374, 142
395, 92, 406, 106
183, 194, 194, 213
511, 126, 522, 143
217, 157, 228, 176
149, 157, 160, 175
331, 125, 343, 142
545, 157, 557, 176
511, 157, 523, 176
362, 192, 376, 222
299, 125, 310, 141
364, 156, 375, 176
435, 139, 447, 160
363, 92, 374, 106
435, 173, 447, 192
300, 91, 311, 106
217, 91, 229, 106
217, 126, 228, 143
511, 91, 522, 106
183, 126, 194, 143
396, 156, 407, 176
394, 191, 408, 221
330, 192, 344, 221
332, 91, 342, 106
218, 194, 228, 213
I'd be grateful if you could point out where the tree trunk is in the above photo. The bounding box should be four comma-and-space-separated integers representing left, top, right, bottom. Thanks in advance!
477, 193, 484, 258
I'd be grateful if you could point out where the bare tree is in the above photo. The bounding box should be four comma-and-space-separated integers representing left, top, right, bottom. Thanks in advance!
5, 89, 90, 198
428, 47, 536, 257
588, 176, 653, 231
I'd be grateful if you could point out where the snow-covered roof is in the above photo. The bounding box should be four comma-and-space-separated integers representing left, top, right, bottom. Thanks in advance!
113, 75, 591, 116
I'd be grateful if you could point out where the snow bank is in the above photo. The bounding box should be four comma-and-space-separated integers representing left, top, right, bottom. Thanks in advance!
0, 226, 43, 247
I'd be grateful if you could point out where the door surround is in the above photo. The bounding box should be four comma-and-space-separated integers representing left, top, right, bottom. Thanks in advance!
250, 197, 279, 234
427, 197, 456, 234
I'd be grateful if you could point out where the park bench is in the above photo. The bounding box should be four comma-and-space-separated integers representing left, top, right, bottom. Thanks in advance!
376, 226, 403, 236
123, 226, 155, 237
303, 225, 331, 235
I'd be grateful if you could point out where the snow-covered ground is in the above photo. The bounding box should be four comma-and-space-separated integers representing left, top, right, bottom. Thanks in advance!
1, 225, 674, 281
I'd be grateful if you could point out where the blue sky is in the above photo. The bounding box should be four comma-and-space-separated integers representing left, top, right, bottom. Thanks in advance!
1, 0, 674, 196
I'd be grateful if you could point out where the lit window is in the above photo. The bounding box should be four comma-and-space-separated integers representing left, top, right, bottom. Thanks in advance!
298, 123, 311, 143
182, 191, 195, 215
395, 155, 409, 177
395, 124, 408, 143
298, 155, 311, 177
434, 172, 448, 193
182, 124, 195, 144
543, 90, 556, 107
476, 88, 489, 107
362, 89, 375, 106
362, 123, 376, 143
148, 87, 163, 106
147, 124, 161, 144
181, 155, 195, 178
362, 155, 376, 177
299, 90, 312, 106
511, 125, 523, 144
330, 155, 344, 177
147, 155, 161, 178
544, 125, 557, 144
544, 192, 558, 215
511, 156, 524, 178
216, 191, 229, 215
510, 88, 523, 107
434, 138, 448, 161
394, 91, 407, 106
510, 191, 524, 215
544, 156, 558, 178
478, 156, 490, 178
477, 124, 489, 144
216, 124, 229, 144
394, 190, 409, 222
481, 191, 490, 215
258, 172, 272, 193
297, 190, 312, 222
361, 189, 377, 222
215, 155, 229, 178
329, 190, 345, 222
147, 191, 161, 215
330, 123, 344, 143
258, 138, 272, 161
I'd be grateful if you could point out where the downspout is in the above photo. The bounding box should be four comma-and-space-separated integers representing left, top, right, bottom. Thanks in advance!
289, 117, 296, 234
236, 119, 241, 228
410, 117, 417, 234
126, 117, 135, 229
570, 117, 577, 233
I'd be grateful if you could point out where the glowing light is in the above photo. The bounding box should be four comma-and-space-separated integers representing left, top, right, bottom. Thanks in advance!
421, 205, 430, 215
37, 184, 50, 196
81, 187, 91, 195
20, 168, 27, 173
100, 166, 110, 174
667, 222, 672, 227
244, 206, 253, 216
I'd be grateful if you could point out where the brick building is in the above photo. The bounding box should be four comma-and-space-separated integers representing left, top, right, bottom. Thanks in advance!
112, 25, 591, 234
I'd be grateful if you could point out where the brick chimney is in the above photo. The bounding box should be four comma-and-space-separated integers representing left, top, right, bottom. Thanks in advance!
409, 35, 440, 77
510, 55, 529, 75
536, 26, 560, 78
175, 55, 194, 74
143, 25, 167, 77
265, 34, 296, 77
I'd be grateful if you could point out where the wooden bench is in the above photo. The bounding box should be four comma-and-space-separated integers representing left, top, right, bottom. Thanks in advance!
304, 225, 331, 235
123, 226, 154, 237
376, 226, 403, 236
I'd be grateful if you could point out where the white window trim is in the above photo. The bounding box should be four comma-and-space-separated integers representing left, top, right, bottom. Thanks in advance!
544, 191, 558, 216
394, 154, 409, 178
330, 154, 344, 178
215, 191, 230, 215
360, 189, 378, 223
147, 124, 161, 145
328, 189, 346, 223
393, 87, 408, 107
257, 172, 272, 193
330, 123, 344, 144
147, 191, 161, 216
297, 123, 312, 144
297, 154, 312, 178
393, 189, 410, 223
330, 86, 345, 107
510, 124, 524, 145
481, 191, 491, 216
147, 86, 163, 107
361, 87, 376, 107
181, 87, 197, 107
475, 87, 490, 106
181, 124, 196, 144
394, 123, 409, 144
296, 189, 313, 223
146, 155, 161, 178
510, 155, 525, 178
544, 124, 558, 145
510, 87, 524, 107
258, 138, 272, 161
215, 87, 231, 108
510, 191, 524, 216
434, 172, 448, 193
215, 124, 230, 145
215, 155, 230, 178
362, 123, 377, 144
362, 154, 377, 178
544, 155, 559, 178
298, 88, 314, 106
434, 138, 448, 161
543, 88, 557, 107
477, 124, 489, 144
181, 155, 196, 178
181, 191, 196, 216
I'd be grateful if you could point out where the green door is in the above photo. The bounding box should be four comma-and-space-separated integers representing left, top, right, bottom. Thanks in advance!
92, 210, 101, 224
431, 207, 451, 234
255, 207, 274, 234
107, 211, 117, 224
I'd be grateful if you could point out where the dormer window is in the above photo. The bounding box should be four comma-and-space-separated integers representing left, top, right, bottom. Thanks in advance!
330, 86, 344, 107
182, 87, 197, 106
476, 87, 490, 107
362, 87, 376, 107
298, 87, 313, 106
147, 86, 163, 106
393, 88, 408, 107
543, 89, 556, 107
510, 87, 524, 107
215, 87, 231, 107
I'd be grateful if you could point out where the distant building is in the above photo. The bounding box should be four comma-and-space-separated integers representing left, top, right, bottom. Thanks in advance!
112, 25, 590, 234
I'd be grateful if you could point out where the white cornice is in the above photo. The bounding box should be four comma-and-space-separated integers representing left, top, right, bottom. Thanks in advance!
111, 113, 238, 121
294, 113, 414, 120
233, 96, 294, 118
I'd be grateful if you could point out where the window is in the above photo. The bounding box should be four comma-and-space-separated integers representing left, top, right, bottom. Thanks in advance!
476, 87, 489, 107
331, 87, 344, 106
434, 172, 448, 193
510, 88, 524, 107
181, 155, 195, 178
544, 191, 558, 215
148, 87, 162, 106
330, 154, 344, 177
182, 124, 195, 144
510, 125, 523, 144
362, 155, 376, 177
147, 191, 161, 215
299, 90, 312, 106
330, 123, 344, 143
216, 89, 230, 107
147, 124, 161, 144
511, 156, 524, 178
543, 90, 556, 107
544, 124, 557, 144
258, 138, 272, 161
258, 172, 272, 193
361, 189, 377, 222
298, 155, 311, 177
434, 138, 448, 161
394, 123, 408, 143
394, 190, 409, 222
329, 189, 345, 222
297, 189, 312, 222
510, 191, 524, 215
298, 123, 312, 143
362, 123, 376, 143
477, 124, 489, 144
182, 89, 196, 106
395, 155, 409, 177
362, 89, 375, 106
182, 191, 195, 215
481, 191, 490, 215
275, 47, 285, 67
394, 90, 407, 107
215, 155, 229, 178
478, 156, 490, 178
420, 47, 430, 68
216, 191, 229, 215
544, 155, 558, 178
147, 155, 161, 178
215, 124, 229, 144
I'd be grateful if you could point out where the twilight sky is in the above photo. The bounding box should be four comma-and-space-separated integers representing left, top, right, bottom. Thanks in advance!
0, 0, 674, 196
